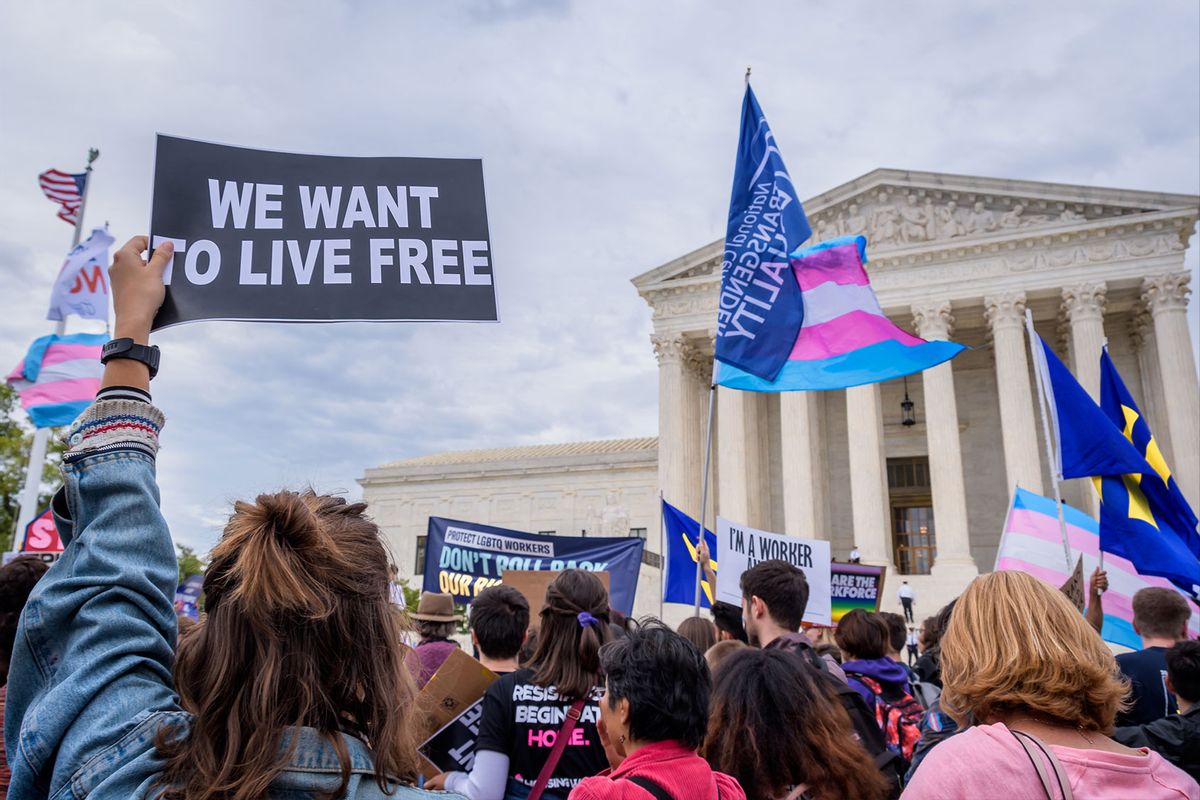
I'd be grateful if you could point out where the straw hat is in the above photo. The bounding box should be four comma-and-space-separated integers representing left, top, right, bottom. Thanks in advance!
411, 591, 457, 622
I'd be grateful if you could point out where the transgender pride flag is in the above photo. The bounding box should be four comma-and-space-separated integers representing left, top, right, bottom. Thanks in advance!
996, 487, 1199, 651
716, 236, 964, 391
6, 333, 107, 428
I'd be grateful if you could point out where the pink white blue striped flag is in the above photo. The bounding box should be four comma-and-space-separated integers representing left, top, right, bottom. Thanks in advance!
715, 236, 965, 390
996, 487, 1199, 651
5, 333, 107, 428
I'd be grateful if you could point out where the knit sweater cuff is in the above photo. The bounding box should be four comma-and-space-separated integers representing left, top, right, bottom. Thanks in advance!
62, 400, 165, 460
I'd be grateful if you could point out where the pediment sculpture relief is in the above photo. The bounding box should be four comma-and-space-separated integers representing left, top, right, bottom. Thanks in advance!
807, 189, 1142, 249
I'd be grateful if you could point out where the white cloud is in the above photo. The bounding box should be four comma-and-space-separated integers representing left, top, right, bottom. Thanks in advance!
1, 0, 1196, 552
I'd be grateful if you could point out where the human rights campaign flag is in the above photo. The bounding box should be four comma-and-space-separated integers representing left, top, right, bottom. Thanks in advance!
1100, 350, 1198, 535
1098, 350, 1199, 597
662, 500, 718, 607
714, 85, 811, 382
1031, 331, 1200, 599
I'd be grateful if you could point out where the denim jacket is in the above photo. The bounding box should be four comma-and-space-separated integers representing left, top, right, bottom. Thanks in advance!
3, 399, 459, 800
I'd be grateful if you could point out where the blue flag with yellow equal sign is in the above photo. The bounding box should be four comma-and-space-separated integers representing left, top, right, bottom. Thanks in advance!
1098, 350, 1200, 593
662, 500, 718, 607
1032, 330, 1200, 600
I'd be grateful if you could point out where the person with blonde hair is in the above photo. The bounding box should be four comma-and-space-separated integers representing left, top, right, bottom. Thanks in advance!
903, 571, 1198, 799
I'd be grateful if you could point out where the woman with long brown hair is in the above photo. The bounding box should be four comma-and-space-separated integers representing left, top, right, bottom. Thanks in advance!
702, 648, 890, 800
3, 237, 458, 799
429, 569, 612, 799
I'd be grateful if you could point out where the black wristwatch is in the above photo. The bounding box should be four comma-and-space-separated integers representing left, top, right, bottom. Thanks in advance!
100, 338, 161, 379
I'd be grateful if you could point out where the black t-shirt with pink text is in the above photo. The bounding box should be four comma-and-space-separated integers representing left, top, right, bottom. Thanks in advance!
475, 668, 607, 799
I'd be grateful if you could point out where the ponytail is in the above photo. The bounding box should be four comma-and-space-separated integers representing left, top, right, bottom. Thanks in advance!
529, 569, 611, 699
206, 492, 382, 621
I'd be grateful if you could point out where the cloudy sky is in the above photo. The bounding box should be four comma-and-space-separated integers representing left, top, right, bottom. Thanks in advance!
2, 1, 1197, 553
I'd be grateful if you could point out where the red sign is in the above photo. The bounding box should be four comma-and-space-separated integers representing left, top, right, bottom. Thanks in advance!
23, 507, 63, 552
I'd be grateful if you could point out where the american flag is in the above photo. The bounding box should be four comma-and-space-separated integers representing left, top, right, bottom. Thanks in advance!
38, 169, 88, 226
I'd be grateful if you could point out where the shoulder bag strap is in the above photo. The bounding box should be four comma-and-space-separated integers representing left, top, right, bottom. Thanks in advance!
527, 697, 588, 800
626, 775, 675, 800
1010, 729, 1074, 800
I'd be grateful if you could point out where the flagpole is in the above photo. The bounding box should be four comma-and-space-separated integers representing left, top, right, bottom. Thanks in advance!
11, 149, 99, 552
693, 382, 717, 616
1097, 340, 1110, 578
994, 482, 1020, 573
657, 489, 665, 621
1025, 309, 1074, 571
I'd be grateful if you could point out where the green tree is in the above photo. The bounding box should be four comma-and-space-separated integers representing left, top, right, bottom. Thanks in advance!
176, 543, 207, 586
0, 384, 66, 552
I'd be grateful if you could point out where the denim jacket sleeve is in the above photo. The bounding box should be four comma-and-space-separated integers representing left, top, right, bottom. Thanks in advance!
3, 399, 181, 797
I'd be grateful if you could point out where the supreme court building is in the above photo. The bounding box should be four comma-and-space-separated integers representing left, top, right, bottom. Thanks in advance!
362, 169, 1200, 622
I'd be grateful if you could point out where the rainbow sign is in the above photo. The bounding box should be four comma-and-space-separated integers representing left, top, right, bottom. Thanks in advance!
829, 562, 886, 623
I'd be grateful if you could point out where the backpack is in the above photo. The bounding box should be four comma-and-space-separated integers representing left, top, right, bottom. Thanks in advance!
788, 642, 905, 798
910, 679, 941, 711
848, 673, 924, 764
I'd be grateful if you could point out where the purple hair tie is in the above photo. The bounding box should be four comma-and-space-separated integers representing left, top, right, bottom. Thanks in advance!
577, 611, 601, 630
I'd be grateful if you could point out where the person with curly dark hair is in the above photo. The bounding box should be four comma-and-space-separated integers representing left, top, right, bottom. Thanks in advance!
571, 622, 744, 800
0, 554, 49, 793
702, 648, 889, 800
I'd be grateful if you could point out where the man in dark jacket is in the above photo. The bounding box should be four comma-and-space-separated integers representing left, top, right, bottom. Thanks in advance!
1114, 640, 1200, 782
1115, 587, 1192, 726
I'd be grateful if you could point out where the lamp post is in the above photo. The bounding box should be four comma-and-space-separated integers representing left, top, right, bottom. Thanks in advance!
901, 376, 917, 426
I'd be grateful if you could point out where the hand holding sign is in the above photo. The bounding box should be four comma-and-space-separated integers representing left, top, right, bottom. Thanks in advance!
110, 236, 172, 337
103, 236, 174, 392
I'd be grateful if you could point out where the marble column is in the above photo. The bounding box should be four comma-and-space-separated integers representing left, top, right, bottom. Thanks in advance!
653, 335, 700, 517
845, 384, 894, 569
1130, 310, 1173, 466
684, 345, 715, 524
911, 302, 977, 573
1060, 282, 1108, 401
984, 291, 1044, 496
1142, 272, 1200, 512
717, 386, 751, 526
780, 392, 825, 539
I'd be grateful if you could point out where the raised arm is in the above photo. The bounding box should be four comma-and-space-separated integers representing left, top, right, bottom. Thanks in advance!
697, 538, 717, 599
4, 239, 182, 796
1084, 568, 1107, 635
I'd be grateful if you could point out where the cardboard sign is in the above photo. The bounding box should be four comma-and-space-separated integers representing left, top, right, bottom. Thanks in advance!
423, 517, 643, 615
149, 135, 498, 328
829, 562, 886, 623
501, 569, 611, 617
714, 517, 832, 626
414, 648, 498, 780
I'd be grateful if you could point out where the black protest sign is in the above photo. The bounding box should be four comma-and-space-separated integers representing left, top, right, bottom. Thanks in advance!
149, 135, 497, 329
419, 698, 485, 775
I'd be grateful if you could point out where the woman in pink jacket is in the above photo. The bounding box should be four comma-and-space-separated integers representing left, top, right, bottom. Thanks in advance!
903, 571, 1198, 799
569, 622, 745, 800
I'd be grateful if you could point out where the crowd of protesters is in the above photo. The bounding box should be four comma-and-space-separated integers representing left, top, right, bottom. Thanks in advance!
0, 236, 1196, 798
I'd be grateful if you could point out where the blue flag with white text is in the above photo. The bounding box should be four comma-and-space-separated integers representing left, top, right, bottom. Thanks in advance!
662, 500, 718, 607
714, 85, 812, 382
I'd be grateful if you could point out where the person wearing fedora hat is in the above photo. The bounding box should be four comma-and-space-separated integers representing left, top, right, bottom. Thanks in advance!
411, 591, 461, 687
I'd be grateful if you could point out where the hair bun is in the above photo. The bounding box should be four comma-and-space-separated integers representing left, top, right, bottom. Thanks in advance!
216, 491, 336, 619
